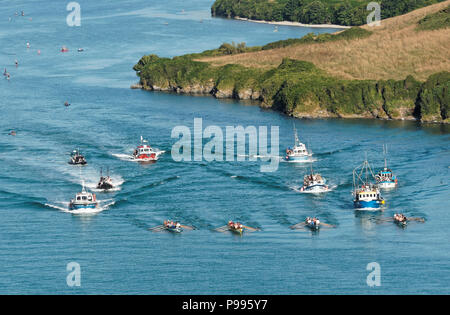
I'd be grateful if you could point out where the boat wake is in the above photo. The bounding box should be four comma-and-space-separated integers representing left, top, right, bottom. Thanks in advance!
236, 154, 282, 160
281, 156, 317, 163
86, 176, 125, 192
289, 184, 337, 194
44, 199, 115, 214
112, 151, 165, 162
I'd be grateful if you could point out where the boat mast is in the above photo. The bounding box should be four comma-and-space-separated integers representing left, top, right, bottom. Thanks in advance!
293, 123, 300, 146
383, 144, 388, 169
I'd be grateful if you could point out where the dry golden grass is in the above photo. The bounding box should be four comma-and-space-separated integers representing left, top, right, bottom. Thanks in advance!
198, 1, 450, 81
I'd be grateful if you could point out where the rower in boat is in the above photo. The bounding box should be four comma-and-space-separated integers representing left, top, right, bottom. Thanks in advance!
64, 101, 70, 107
96, 168, 114, 190
352, 157, 385, 210
132, 136, 164, 162
69, 181, 98, 211
61, 46, 69, 52
77, 48, 84, 52
68, 149, 87, 165
300, 166, 329, 193
8, 130, 16, 136
228, 220, 244, 235
375, 145, 398, 189
285, 124, 311, 162
394, 213, 407, 227
148, 221, 195, 233
164, 220, 182, 233
392, 213, 425, 227
290, 217, 335, 231
215, 221, 259, 235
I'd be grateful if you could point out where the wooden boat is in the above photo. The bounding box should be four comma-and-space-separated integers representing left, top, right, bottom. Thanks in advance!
166, 225, 183, 233
229, 225, 243, 235
290, 217, 335, 231
215, 221, 259, 235
148, 221, 194, 233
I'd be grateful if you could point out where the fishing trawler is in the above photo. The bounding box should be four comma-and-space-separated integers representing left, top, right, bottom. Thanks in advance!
96, 168, 114, 190
69, 181, 98, 211
285, 125, 311, 162
68, 149, 87, 165
300, 167, 329, 193
353, 157, 385, 210
375, 145, 397, 189
132, 136, 163, 162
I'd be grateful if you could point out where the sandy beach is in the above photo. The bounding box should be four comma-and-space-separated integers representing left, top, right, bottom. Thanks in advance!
235, 17, 351, 29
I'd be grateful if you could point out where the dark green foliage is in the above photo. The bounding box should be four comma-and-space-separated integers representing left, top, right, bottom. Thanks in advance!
211, 0, 446, 26
415, 72, 450, 121
134, 44, 449, 122
417, 5, 450, 30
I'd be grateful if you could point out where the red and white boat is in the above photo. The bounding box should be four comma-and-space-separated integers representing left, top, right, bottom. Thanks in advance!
132, 136, 164, 162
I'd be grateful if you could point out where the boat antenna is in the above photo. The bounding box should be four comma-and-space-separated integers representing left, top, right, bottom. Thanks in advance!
107, 167, 110, 177
100, 167, 103, 177
383, 144, 388, 169
293, 122, 300, 146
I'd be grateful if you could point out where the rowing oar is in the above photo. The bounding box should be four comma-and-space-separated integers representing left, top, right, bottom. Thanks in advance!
180, 225, 195, 230
148, 225, 165, 232
320, 222, 336, 228
290, 222, 306, 229
214, 225, 229, 232
408, 217, 425, 223
242, 225, 260, 232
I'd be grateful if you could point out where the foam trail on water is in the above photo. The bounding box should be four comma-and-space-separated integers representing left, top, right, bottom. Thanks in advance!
44, 200, 115, 214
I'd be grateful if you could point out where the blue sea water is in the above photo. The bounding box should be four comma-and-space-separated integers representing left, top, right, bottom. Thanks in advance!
0, 0, 449, 294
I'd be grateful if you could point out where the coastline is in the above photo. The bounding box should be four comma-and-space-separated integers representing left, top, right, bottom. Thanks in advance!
130, 82, 449, 125
234, 17, 351, 29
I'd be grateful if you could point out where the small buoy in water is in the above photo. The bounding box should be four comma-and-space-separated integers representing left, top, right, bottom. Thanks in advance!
77, 48, 84, 52
26, 42, 30, 49
15, 59, 18, 67
37, 50, 41, 55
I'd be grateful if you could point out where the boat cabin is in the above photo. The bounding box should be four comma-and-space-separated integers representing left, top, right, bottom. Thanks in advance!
356, 191, 380, 201
74, 191, 95, 203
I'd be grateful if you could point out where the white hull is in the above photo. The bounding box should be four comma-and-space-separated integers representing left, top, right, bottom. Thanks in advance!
378, 182, 396, 189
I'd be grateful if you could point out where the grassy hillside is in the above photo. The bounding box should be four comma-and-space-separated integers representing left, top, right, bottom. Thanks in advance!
200, 1, 450, 81
417, 4, 450, 29
211, 0, 445, 26
134, 2, 450, 123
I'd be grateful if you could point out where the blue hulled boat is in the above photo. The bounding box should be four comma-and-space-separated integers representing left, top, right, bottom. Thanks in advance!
353, 158, 385, 210
69, 182, 98, 211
